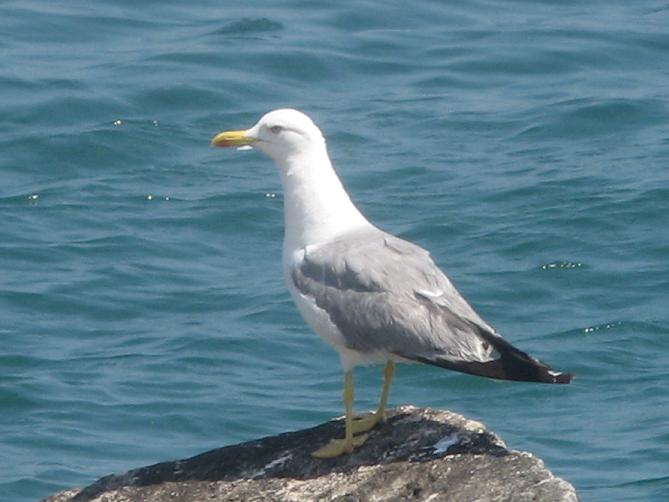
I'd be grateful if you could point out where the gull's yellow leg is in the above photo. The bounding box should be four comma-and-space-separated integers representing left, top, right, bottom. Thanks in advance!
312, 371, 368, 458
351, 360, 395, 434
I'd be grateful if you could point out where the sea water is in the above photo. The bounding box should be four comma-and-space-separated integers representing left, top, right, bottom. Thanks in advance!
1, 1, 668, 501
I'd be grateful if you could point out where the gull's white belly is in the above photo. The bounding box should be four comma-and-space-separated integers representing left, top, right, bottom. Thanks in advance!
286, 277, 348, 351
284, 259, 389, 371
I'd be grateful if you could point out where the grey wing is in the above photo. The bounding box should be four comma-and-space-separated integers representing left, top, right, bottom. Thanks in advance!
292, 227, 574, 384
291, 227, 499, 365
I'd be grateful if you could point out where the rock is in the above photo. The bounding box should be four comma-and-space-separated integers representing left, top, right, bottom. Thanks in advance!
42, 406, 578, 502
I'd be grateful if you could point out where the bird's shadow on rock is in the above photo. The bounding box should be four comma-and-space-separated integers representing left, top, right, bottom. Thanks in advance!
71, 407, 508, 502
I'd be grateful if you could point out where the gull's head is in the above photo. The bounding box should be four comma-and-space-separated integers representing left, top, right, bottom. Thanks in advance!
211, 109, 325, 163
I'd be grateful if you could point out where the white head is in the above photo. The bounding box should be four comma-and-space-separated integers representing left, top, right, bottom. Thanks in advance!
211, 109, 326, 163
211, 108, 370, 247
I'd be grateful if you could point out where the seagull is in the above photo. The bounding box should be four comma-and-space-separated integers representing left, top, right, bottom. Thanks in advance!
211, 109, 573, 458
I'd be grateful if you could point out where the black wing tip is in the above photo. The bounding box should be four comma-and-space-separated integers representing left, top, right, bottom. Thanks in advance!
393, 318, 576, 384
552, 371, 575, 384
409, 354, 575, 385
468, 326, 575, 384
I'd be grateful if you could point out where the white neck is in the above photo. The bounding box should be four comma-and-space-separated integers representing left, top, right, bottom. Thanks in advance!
276, 145, 370, 254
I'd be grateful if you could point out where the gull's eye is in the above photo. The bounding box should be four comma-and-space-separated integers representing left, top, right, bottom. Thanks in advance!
270, 125, 283, 134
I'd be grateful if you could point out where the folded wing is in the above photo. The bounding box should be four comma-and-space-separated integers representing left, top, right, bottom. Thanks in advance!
291, 227, 572, 384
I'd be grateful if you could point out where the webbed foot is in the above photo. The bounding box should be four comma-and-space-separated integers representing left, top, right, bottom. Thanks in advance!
311, 433, 368, 458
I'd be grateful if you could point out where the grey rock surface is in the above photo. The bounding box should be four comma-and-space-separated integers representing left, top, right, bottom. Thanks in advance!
42, 406, 577, 502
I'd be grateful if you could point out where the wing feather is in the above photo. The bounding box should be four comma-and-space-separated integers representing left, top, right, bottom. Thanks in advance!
291, 227, 573, 384
291, 228, 498, 364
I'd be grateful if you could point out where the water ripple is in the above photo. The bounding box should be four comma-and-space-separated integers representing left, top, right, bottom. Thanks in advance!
2, 2, 669, 501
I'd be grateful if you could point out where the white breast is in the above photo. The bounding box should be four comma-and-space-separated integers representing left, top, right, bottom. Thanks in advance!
284, 248, 387, 371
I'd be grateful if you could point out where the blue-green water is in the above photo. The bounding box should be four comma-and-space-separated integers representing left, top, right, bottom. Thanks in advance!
2, 1, 668, 501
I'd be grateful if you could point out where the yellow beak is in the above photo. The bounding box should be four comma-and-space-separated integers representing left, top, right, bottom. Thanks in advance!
210, 129, 256, 148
